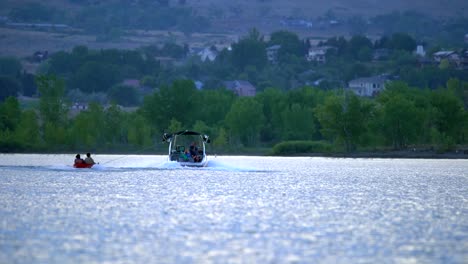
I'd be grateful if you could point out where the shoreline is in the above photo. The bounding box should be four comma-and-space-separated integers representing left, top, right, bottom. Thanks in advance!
2, 149, 468, 159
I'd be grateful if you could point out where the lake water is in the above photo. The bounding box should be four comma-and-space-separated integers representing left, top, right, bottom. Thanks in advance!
0, 154, 467, 263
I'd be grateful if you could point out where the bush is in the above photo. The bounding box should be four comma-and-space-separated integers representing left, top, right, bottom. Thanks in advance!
270, 140, 333, 155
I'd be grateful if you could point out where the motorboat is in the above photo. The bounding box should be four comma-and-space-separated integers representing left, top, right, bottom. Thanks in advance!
162, 130, 211, 167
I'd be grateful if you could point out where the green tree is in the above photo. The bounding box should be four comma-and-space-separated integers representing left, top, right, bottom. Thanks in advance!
71, 61, 121, 93
167, 118, 183, 133
108, 84, 139, 106
0, 57, 22, 76
315, 92, 372, 152
68, 103, 106, 149
256, 88, 285, 142
230, 28, 267, 72
103, 104, 126, 146
0, 76, 21, 102
141, 80, 199, 130
15, 110, 40, 149
347, 35, 373, 61
269, 30, 305, 63
281, 103, 316, 140
213, 127, 228, 150
389, 32, 417, 52
36, 75, 68, 125
198, 88, 235, 126
0, 97, 21, 131
430, 88, 466, 144
127, 114, 152, 147
225, 97, 264, 146
377, 92, 424, 149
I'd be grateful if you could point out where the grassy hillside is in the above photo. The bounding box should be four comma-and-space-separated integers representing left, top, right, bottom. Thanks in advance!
189, 0, 467, 18
2, 0, 467, 18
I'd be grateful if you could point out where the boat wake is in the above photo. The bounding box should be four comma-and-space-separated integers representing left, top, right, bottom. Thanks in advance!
0, 159, 269, 173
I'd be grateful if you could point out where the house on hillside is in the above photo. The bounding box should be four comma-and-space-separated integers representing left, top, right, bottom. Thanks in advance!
197, 46, 218, 62
433, 51, 459, 63
69, 102, 89, 117
415, 45, 426, 57
373, 48, 391, 61
223, 80, 256, 97
266, 45, 281, 64
306, 46, 333, 63
348, 75, 390, 97
32, 50, 48, 62
460, 50, 468, 70
121, 79, 152, 95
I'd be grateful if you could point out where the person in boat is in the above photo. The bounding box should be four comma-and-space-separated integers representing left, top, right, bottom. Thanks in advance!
84, 153, 96, 165
74, 154, 84, 164
189, 142, 201, 162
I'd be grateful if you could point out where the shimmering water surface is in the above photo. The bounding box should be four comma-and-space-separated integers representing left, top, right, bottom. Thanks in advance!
0, 154, 467, 263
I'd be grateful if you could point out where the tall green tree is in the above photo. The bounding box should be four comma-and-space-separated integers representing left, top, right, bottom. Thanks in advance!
197, 88, 235, 126
256, 88, 285, 142
430, 88, 466, 144
269, 30, 304, 63
281, 103, 316, 140
127, 114, 152, 148
141, 80, 199, 130
0, 57, 22, 76
15, 110, 40, 149
315, 92, 372, 152
0, 76, 21, 102
0, 96, 21, 131
37, 75, 68, 125
230, 28, 267, 72
376, 92, 424, 149
108, 84, 139, 106
225, 97, 264, 146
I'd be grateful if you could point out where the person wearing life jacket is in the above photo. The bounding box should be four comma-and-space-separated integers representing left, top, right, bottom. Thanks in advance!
74, 154, 84, 165
84, 153, 96, 165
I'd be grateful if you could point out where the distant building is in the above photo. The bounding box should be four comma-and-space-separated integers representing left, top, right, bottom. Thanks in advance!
306, 46, 333, 63
433, 51, 458, 63
266, 45, 281, 64
465, 34, 468, 44
223, 80, 256, 97
32, 50, 48, 62
348, 75, 389, 97
194, 80, 204, 90
373, 48, 391, 61
122, 79, 140, 88
69, 102, 89, 117
280, 18, 313, 29
415, 45, 426, 57
197, 47, 218, 62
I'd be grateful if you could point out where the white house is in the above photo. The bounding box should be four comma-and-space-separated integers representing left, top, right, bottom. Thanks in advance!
266, 45, 281, 64
433, 51, 458, 63
197, 47, 218, 62
348, 75, 389, 97
415, 45, 426, 57
306, 46, 333, 63
223, 80, 256, 97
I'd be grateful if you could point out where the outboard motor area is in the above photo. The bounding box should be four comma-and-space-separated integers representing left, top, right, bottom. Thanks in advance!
162, 133, 172, 142
203, 135, 211, 143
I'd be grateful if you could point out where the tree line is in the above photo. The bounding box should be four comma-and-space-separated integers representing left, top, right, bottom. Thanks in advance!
1, 75, 467, 154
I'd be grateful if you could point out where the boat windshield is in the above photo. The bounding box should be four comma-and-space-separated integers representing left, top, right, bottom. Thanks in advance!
171, 135, 204, 153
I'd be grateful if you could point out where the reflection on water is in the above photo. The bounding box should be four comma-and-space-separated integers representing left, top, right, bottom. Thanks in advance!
0, 154, 467, 263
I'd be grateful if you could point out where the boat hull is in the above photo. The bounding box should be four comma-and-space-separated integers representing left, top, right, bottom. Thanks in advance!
176, 157, 208, 167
